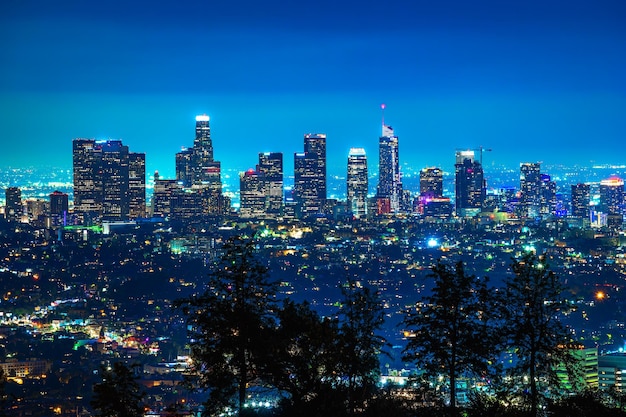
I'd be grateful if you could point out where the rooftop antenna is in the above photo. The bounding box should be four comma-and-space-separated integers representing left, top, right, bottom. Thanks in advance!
381, 103, 386, 127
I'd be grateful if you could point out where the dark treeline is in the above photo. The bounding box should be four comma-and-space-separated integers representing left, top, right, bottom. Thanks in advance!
87, 236, 626, 417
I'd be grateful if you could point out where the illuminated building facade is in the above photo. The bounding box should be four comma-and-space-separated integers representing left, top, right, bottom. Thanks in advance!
258, 152, 284, 216
4, 187, 22, 222
347, 148, 368, 218
239, 169, 267, 218
539, 173, 557, 218
72, 138, 146, 223
420, 167, 443, 199
174, 115, 224, 215
599, 176, 624, 228
377, 125, 402, 214
293, 133, 326, 218
519, 162, 541, 218
454, 150, 485, 217
152, 172, 180, 218
128, 152, 146, 218
571, 183, 590, 219
49, 190, 69, 226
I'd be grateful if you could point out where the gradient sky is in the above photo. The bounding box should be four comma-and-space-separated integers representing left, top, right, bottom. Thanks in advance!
1, 0, 625, 184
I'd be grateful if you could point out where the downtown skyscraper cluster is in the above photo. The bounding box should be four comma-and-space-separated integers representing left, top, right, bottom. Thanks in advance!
73, 139, 145, 224
10, 110, 611, 230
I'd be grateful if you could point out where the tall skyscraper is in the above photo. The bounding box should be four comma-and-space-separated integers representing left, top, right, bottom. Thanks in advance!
454, 150, 485, 217
571, 183, 590, 219
128, 152, 146, 218
175, 115, 224, 215
599, 176, 624, 228
73, 139, 102, 220
377, 124, 402, 214
4, 187, 22, 222
420, 167, 443, 199
293, 134, 326, 218
258, 152, 284, 216
151, 171, 180, 218
599, 176, 624, 214
347, 148, 368, 218
519, 162, 541, 218
72, 138, 145, 223
239, 169, 266, 219
539, 173, 557, 218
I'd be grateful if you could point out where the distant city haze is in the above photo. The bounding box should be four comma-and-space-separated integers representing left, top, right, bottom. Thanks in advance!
1, 0, 625, 178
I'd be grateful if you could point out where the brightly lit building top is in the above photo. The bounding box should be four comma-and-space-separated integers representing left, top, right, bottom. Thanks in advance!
196, 114, 210, 122
456, 150, 475, 164
601, 176, 624, 187
349, 147, 366, 157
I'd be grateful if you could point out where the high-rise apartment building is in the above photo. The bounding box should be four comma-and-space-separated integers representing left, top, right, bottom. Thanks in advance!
420, 167, 443, 199
519, 162, 541, 218
4, 187, 22, 222
571, 183, 590, 219
347, 148, 368, 218
454, 150, 485, 217
293, 134, 326, 218
258, 152, 283, 216
73, 138, 146, 223
377, 124, 402, 214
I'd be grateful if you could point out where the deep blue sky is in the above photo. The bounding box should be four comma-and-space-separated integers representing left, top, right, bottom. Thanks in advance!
1, 0, 625, 184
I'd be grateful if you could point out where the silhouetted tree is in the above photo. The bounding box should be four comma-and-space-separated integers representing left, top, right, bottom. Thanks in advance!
402, 260, 496, 416
91, 362, 145, 417
176, 236, 278, 416
266, 300, 340, 413
337, 282, 387, 416
502, 253, 577, 416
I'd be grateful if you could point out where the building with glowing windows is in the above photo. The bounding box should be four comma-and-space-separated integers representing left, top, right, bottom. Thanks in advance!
4, 187, 22, 222
72, 138, 146, 223
539, 173, 557, 218
239, 169, 267, 219
174, 115, 225, 215
347, 148, 368, 218
420, 167, 443, 199
258, 152, 284, 216
571, 183, 590, 219
293, 134, 326, 218
599, 176, 624, 228
454, 150, 485, 217
519, 162, 541, 218
376, 124, 402, 214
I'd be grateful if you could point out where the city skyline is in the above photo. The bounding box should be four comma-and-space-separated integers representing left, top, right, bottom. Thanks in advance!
1, 0, 625, 179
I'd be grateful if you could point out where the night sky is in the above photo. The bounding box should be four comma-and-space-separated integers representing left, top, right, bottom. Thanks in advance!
1, 0, 625, 182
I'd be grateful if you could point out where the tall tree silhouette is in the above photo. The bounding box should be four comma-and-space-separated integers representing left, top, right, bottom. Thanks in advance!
91, 362, 145, 417
266, 300, 342, 415
337, 282, 387, 416
176, 236, 278, 416
503, 253, 577, 417
402, 260, 496, 416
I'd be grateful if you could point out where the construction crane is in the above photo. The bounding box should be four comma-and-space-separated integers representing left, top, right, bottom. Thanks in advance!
476, 146, 492, 166
455, 146, 492, 165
